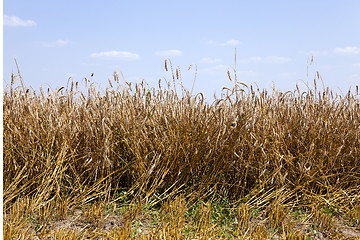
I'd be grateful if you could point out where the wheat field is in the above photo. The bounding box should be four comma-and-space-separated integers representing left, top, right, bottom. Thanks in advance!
3, 60, 360, 239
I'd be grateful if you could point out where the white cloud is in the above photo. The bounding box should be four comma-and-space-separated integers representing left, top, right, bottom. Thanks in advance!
65, 73, 78, 79
334, 46, 360, 55
240, 56, 291, 64
222, 39, 240, 46
91, 51, 140, 60
200, 57, 222, 64
4, 15, 36, 27
263, 56, 292, 63
208, 39, 240, 46
212, 64, 228, 70
307, 50, 328, 56
353, 63, 360, 68
201, 64, 259, 79
278, 72, 298, 79
237, 70, 259, 77
202, 64, 228, 75
347, 74, 360, 81
246, 56, 262, 62
155, 49, 183, 57
44, 39, 70, 47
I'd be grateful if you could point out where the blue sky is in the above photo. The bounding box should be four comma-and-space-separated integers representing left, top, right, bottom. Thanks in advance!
3, 0, 360, 99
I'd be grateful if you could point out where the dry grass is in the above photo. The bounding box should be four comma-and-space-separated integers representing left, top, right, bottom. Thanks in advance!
3, 59, 360, 239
